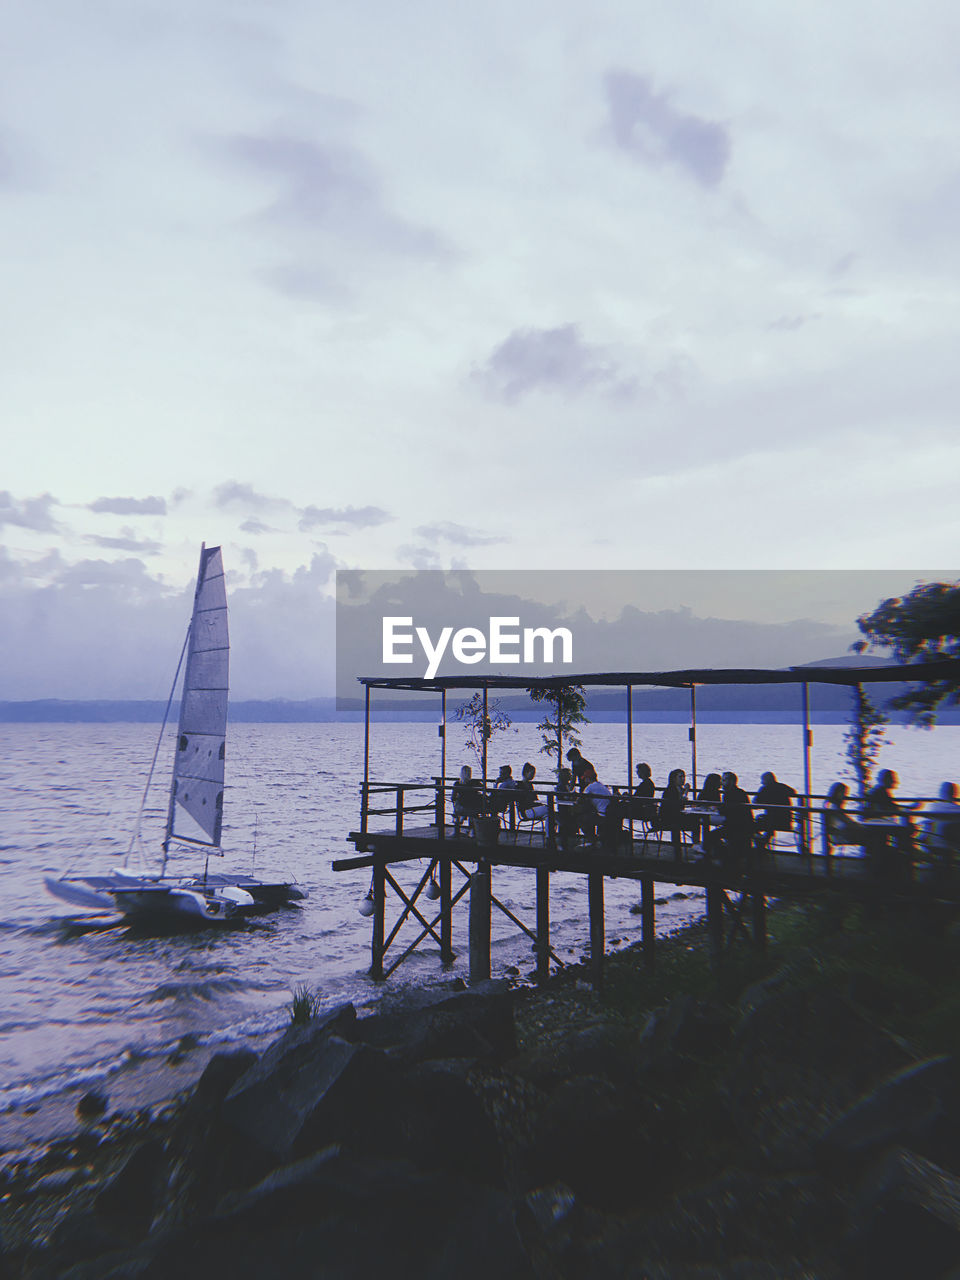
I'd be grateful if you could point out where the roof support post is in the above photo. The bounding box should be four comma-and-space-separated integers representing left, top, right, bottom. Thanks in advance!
627, 683, 634, 844
438, 688, 447, 840
482, 683, 488, 790
690, 684, 698, 794
361, 683, 371, 835
801, 681, 813, 859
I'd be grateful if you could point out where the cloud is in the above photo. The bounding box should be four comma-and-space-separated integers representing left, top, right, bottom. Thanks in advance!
414, 521, 507, 548
214, 482, 291, 511
239, 518, 275, 535
88, 496, 167, 515
0, 551, 338, 699
603, 71, 731, 188
396, 544, 443, 571
298, 504, 392, 532
86, 532, 163, 555
0, 491, 59, 532
472, 324, 637, 404
218, 133, 451, 261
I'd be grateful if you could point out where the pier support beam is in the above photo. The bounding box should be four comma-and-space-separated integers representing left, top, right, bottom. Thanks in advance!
588, 871, 605, 991
641, 876, 656, 969
370, 856, 386, 980
536, 866, 550, 984
440, 857, 454, 963
469, 862, 491, 984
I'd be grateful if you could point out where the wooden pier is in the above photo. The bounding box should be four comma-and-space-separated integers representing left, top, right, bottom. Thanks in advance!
336, 799, 954, 989
336, 662, 960, 988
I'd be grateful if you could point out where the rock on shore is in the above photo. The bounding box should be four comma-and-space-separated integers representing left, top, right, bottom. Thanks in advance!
7, 939, 960, 1278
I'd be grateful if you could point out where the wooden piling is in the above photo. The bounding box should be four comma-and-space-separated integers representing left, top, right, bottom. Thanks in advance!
440, 857, 453, 963
371, 856, 386, 980
536, 866, 550, 983
641, 875, 655, 969
469, 862, 491, 983
588, 870, 604, 990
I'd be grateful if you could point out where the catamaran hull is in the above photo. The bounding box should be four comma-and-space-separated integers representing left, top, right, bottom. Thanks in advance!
44, 875, 250, 924
43, 876, 115, 912
197, 874, 307, 908
111, 887, 240, 922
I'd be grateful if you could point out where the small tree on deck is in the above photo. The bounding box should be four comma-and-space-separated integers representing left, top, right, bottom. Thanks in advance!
844, 680, 890, 799
527, 683, 590, 777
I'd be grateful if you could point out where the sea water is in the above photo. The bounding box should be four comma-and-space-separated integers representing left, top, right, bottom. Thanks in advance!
1, 719, 958, 1123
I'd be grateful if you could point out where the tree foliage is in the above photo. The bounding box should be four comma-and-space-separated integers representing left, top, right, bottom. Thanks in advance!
856, 580, 960, 726
526, 684, 590, 771
454, 692, 514, 769
844, 684, 889, 799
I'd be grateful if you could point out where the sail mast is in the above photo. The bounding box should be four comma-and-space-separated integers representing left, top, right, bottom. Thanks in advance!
161, 542, 229, 873
162, 544, 206, 870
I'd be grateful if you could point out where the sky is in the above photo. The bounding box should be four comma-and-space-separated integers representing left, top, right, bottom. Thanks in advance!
3, 1, 959, 698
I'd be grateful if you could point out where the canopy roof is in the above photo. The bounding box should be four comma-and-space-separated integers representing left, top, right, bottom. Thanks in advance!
358, 658, 960, 693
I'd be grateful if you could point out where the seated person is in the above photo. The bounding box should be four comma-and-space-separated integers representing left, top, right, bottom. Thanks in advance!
753, 771, 798, 849
862, 769, 902, 819
490, 763, 518, 815
703, 772, 755, 868
582, 764, 619, 847
555, 768, 586, 845
861, 769, 914, 867
516, 762, 548, 820
696, 773, 722, 805
630, 762, 657, 820
920, 781, 960, 855
654, 768, 698, 855
822, 781, 865, 849
451, 764, 482, 831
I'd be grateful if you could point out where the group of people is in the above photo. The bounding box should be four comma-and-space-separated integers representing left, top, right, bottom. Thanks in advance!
449, 751, 960, 874
822, 771, 960, 880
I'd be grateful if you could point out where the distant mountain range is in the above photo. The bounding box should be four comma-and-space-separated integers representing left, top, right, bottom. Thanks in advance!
3, 658, 957, 724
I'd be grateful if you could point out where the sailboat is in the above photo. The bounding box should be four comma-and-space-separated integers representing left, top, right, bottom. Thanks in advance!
45, 545, 306, 924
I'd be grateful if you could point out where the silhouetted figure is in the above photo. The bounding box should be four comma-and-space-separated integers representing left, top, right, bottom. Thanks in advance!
655, 767, 696, 860
862, 768, 901, 818
566, 748, 595, 792
697, 773, 722, 804
491, 764, 517, 816
753, 772, 798, 849
921, 782, 960, 887
630, 762, 657, 821
517, 762, 548, 820
922, 782, 960, 852
582, 764, 621, 848
703, 771, 755, 870
556, 767, 584, 847
451, 765, 482, 834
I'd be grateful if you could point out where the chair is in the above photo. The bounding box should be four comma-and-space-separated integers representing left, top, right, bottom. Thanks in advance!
514, 808, 546, 845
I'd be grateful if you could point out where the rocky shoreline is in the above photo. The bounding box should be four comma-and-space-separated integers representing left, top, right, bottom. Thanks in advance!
6, 906, 960, 1278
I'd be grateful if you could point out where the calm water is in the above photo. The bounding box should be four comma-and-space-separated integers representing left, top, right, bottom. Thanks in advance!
1, 718, 958, 1119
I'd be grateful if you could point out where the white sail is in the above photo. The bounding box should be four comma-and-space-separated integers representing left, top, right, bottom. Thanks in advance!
167, 546, 229, 850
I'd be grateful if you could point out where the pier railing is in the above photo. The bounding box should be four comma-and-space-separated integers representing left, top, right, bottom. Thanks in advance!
356, 777, 948, 875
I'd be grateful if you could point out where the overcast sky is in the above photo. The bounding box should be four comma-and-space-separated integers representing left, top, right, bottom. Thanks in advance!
3, 1, 959, 697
